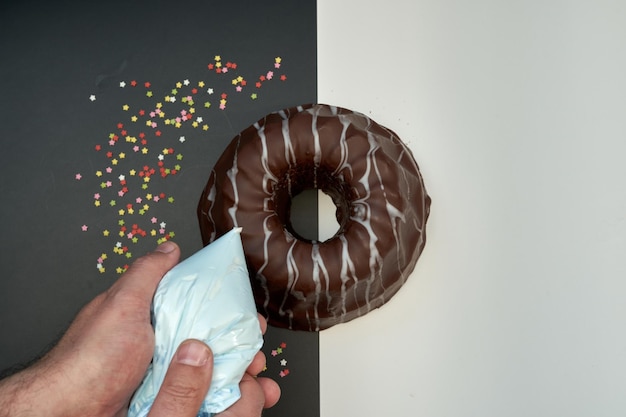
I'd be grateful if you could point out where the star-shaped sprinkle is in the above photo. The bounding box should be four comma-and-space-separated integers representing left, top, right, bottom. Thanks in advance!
81, 225, 88, 232
119, 81, 126, 88
89, 94, 96, 101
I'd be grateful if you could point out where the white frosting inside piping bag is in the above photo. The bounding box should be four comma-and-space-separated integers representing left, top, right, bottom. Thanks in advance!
128, 228, 262, 417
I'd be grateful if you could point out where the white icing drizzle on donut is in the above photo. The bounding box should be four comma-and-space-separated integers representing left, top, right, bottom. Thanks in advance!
256, 213, 274, 315
348, 126, 383, 315
338, 234, 359, 321
199, 104, 430, 331
277, 238, 298, 328
255, 122, 279, 195
311, 106, 322, 188
332, 116, 353, 181
279, 110, 296, 167
369, 130, 410, 289
203, 179, 217, 242
263, 108, 399, 329
310, 243, 326, 331
226, 165, 239, 228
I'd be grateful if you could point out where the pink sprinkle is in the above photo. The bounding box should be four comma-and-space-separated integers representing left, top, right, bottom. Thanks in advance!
274, 63, 281, 68
150, 111, 156, 118
133, 145, 140, 152
266, 71, 274, 80
118, 190, 125, 197
151, 217, 158, 224
106, 167, 113, 173
94, 193, 100, 199
81, 225, 88, 232
75, 173, 82, 180
109, 140, 115, 146
105, 181, 112, 187
136, 197, 143, 203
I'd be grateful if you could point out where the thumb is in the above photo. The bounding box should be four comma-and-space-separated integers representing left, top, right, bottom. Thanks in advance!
109, 241, 181, 309
148, 340, 214, 417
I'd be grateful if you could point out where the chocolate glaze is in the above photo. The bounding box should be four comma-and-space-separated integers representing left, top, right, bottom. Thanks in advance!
198, 104, 430, 331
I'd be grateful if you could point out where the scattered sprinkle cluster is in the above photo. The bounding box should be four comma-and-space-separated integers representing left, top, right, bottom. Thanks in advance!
265, 341, 290, 378
77, 56, 287, 275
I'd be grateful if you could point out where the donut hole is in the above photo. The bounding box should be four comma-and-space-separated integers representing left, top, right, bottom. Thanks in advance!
290, 189, 341, 242
274, 166, 351, 243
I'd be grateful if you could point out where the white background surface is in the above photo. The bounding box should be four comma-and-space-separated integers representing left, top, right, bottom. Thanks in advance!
317, 1, 626, 416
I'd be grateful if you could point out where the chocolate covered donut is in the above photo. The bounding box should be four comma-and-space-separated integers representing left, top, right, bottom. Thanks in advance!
198, 104, 430, 331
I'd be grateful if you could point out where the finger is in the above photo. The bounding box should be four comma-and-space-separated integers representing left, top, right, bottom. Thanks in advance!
246, 350, 266, 377
257, 313, 267, 335
109, 241, 181, 308
148, 339, 213, 417
256, 376, 281, 409
217, 374, 265, 417
218, 374, 281, 416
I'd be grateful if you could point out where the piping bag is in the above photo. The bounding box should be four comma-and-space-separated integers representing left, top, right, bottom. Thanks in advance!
128, 227, 262, 417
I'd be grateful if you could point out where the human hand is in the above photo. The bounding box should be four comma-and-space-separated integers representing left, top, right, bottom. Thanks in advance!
0, 241, 280, 417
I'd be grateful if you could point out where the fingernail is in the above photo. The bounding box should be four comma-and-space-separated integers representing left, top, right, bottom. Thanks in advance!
176, 340, 211, 367
155, 241, 176, 253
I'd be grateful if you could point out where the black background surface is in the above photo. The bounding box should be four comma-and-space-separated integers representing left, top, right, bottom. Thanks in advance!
0, 1, 319, 415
